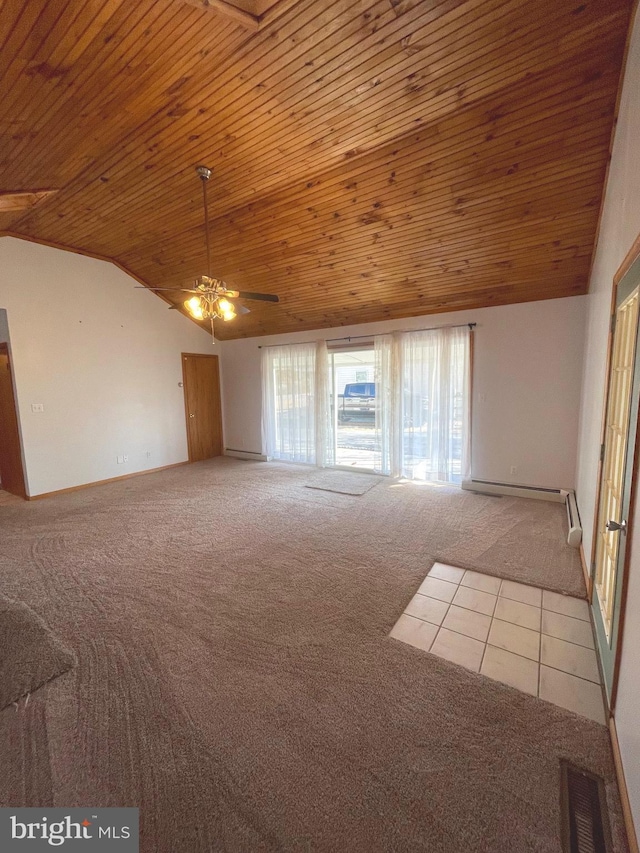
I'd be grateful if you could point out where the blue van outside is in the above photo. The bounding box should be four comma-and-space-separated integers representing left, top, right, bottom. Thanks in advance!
338, 383, 375, 422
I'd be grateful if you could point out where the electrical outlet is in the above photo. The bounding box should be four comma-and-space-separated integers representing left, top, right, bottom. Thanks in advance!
123, 455, 129, 463
146, 451, 152, 458
510, 465, 517, 475
31, 403, 44, 413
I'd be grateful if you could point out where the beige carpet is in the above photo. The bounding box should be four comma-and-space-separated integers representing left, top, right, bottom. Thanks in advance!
0, 595, 75, 709
0, 459, 629, 852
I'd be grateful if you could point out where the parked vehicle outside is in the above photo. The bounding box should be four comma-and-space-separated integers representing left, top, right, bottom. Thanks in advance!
337, 382, 375, 423
337, 383, 430, 426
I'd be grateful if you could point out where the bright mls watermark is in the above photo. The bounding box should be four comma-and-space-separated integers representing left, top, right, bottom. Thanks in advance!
0, 809, 138, 850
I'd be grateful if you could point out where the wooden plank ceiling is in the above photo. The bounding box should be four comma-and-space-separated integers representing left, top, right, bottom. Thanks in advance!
0, 0, 632, 339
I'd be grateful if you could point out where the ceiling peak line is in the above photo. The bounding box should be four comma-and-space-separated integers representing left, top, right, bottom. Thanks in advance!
79, 59, 613, 252
24, 30, 620, 242
5, 0, 465, 224
2, 0, 352, 226
182, 0, 305, 31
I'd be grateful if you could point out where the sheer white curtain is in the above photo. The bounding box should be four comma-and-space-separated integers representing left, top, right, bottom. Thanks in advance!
401, 326, 470, 483
315, 340, 335, 468
374, 326, 471, 483
262, 341, 333, 466
374, 332, 402, 476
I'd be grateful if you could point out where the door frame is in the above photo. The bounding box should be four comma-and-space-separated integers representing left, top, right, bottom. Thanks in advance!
181, 352, 223, 463
589, 230, 640, 711
329, 344, 378, 473
0, 342, 27, 498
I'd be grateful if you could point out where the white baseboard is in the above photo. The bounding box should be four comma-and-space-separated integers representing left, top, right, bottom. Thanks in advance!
461, 478, 568, 503
224, 448, 267, 461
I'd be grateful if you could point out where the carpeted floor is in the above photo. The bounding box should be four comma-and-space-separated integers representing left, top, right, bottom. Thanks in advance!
0, 595, 75, 709
0, 459, 629, 852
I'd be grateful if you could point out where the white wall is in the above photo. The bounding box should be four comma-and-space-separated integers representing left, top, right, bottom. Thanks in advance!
574, 6, 640, 834
221, 296, 586, 489
0, 237, 218, 496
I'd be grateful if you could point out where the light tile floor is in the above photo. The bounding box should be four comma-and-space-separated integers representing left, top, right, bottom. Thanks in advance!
390, 562, 606, 724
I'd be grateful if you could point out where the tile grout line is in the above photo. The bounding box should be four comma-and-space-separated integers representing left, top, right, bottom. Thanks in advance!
537, 624, 542, 698
543, 607, 591, 625
435, 566, 589, 610
410, 596, 594, 650
407, 566, 602, 718
539, 661, 601, 685
400, 621, 600, 684
478, 579, 507, 670
423, 569, 463, 652
540, 629, 596, 651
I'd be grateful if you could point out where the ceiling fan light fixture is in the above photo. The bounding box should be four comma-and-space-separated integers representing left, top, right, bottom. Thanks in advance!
218, 298, 236, 321
136, 167, 278, 340
185, 296, 204, 319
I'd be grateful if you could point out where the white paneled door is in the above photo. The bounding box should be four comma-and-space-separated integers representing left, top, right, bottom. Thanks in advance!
592, 254, 640, 705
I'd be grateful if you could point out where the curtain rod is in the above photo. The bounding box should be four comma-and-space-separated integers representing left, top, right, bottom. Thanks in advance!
257, 322, 476, 348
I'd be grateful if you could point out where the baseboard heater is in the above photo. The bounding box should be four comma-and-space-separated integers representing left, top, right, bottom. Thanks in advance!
224, 448, 267, 462
461, 479, 582, 548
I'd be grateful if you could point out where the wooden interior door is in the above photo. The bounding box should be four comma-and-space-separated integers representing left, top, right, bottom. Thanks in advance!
0, 343, 26, 497
592, 255, 640, 704
182, 353, 223, 462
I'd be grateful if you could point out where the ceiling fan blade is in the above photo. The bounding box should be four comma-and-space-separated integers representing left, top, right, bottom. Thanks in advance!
234, 291, 280, 303
136, 286, 201, 293
237, 304, 251, 315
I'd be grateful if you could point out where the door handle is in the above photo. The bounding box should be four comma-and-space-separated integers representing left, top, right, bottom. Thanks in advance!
606, 519, 627, 533
189, 413, 195, 418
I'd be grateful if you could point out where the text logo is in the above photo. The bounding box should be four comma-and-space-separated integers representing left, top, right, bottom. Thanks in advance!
1, 809, 138, 851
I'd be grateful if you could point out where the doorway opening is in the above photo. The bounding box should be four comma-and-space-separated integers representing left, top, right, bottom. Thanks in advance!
330, 347, 378, 471
0, 339, 27, 499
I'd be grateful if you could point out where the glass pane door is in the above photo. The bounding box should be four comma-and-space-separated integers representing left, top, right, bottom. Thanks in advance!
330, 349, 378, 470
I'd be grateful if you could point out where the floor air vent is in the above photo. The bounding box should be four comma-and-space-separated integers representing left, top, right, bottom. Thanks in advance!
561, 763, 612, 853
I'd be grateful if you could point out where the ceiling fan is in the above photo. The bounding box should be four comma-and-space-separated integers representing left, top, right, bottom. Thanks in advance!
138, 165, 279, 339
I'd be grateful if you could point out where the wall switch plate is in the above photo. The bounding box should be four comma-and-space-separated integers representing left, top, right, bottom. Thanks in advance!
31, 403, 44, 412
146, 451, 152, 458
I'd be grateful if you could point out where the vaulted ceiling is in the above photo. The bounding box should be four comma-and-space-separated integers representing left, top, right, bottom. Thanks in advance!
0, 0, 632, 339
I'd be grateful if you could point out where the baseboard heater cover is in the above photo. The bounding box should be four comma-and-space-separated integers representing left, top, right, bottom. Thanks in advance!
462, 479, 582, 548
224, 448, 267, 462
566, 490, 583, 549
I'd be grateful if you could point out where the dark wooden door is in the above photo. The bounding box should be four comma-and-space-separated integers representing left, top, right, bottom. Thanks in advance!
182, 353, 223, 462
0, 344, 26, 497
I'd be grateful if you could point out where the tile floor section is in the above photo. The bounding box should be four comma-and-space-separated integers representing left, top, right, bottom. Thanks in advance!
390, 562, 606, 724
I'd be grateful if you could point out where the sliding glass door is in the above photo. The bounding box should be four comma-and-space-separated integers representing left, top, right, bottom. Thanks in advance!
330, 348, 378, 470
262, 327, 470, 483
